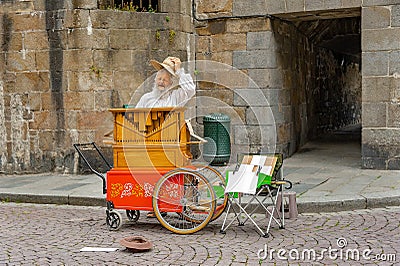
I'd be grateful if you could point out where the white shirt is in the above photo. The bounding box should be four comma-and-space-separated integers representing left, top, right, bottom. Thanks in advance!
136, 69, 195, 108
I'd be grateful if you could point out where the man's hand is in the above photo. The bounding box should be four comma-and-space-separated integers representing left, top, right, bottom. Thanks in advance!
167, 57, 181, 72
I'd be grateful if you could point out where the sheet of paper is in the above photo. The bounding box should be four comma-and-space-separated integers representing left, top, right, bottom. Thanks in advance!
80, 247, 119, 252
250, 155, 266, 166
260, 165, 273, 176
225, 164, 259, 194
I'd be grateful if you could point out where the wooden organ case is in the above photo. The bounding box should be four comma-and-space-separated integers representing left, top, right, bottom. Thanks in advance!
109, 107, 192, 169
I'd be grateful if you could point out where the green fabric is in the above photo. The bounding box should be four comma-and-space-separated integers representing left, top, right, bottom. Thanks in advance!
257, 173, 272, 186
213, 186, 225, 198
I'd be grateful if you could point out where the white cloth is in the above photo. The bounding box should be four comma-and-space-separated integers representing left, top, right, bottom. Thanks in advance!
136, 69, 195, 108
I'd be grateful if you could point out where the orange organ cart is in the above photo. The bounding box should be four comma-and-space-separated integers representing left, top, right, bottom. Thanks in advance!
102, 107, 227, 234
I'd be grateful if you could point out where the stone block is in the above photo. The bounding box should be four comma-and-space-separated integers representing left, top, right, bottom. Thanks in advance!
214, 68, 249, 89
202, 51, 232, 66
233, 125, 276, 145
92, 50, 113, 70
110, 29, 150, 50
109, 50, 133, 71
247, 31, 275, 50
232, 0, 267, 16
363, 128, 400, 147
233, 88, 270, 106
159, 0, 180, 13
24, 31, 49, 50
63, 50, 92, 71
392, 5, 400, 27
64, 91, 95, 111
67, 28, 109, 49
12, 12, 46, 32
362, 102, 387, 127
181, 14, 194, 33
284, 0, 305, 12
233, 50, 277, 69
47, 31, 68, 50
362, 51, 389, 76
361, 156, 387, 169
362, 6, 390, 29
389, 50, 400, 75
392, 78, 400, 100
277, 123, 292, 143
304, 0, 324, 11
226, 17, 271, 33
90, 10, 122, 28
40, 92, 54, 111
63, 9, 89, 28
113, 71, 145, 94
269, 105, 285, 124
210, 33, 246, 52
362, 28, 400, 51
15, 72, 49, 93
67, 71, 113, 92
387, 103, 400, 127
245, 106, 275, 125
362, 0, 400, 6
35, 51, 49, 70
196, 88, 234, 106
248, 69, 283, 88
6, 51, 36, 72
76, 111, 106, 130
7, 33, 23, 52
28, 93, 42, 111
387, 157, 400, 170
94, 91, 113, 111
362, 77, 391, 102
72, 0, 97, 9
196, 0, 232, 13
342, 0, 362, 8
208, 20, 227, 35
265, 0, 286, 14
38, 130, 55, 151
30, 111, 57, 130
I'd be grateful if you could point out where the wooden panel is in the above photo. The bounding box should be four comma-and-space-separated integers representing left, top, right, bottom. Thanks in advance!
109, 107, 192, 168
113, 144, 190, 169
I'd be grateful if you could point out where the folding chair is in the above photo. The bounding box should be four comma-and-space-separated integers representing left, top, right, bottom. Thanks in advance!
220, 154, 290, 237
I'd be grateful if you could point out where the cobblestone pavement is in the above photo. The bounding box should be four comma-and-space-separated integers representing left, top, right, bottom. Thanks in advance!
0, 202, 399, 265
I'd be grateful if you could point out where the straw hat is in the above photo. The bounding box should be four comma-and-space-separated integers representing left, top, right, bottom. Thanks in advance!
150, 57, 178, 77
119, 236, 153, 251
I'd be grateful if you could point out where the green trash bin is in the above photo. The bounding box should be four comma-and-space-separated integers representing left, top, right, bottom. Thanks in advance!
203, 113, 231, 165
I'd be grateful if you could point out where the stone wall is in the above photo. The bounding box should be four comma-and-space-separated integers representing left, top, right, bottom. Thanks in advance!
361, 2, 400, 169
314, 51, 361, 136
0, 0, 194, 173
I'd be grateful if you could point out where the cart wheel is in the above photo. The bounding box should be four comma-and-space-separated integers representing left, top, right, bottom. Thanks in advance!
106, 210, 122, 231
192, 165, 228, 222
152, 169, 216, 234
126, 210, 140, 222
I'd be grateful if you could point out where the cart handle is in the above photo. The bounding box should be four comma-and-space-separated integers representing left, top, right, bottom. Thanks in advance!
73, 142, 110, 194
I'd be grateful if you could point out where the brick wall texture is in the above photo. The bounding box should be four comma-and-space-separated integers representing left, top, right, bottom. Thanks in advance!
0, 0, 399, 172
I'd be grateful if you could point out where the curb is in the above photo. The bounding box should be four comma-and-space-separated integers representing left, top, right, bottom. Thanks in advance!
0, 193, 106, 207
1, 193, 399, 214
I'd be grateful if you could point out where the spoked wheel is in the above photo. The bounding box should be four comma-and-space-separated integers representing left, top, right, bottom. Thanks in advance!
191, 165, 228, 221
106, 210, 122, 231
152, 169, 216, 234
126, 210, 140, 222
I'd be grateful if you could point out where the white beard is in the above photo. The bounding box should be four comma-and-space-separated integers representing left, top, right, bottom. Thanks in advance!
152, 83, 173, 100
